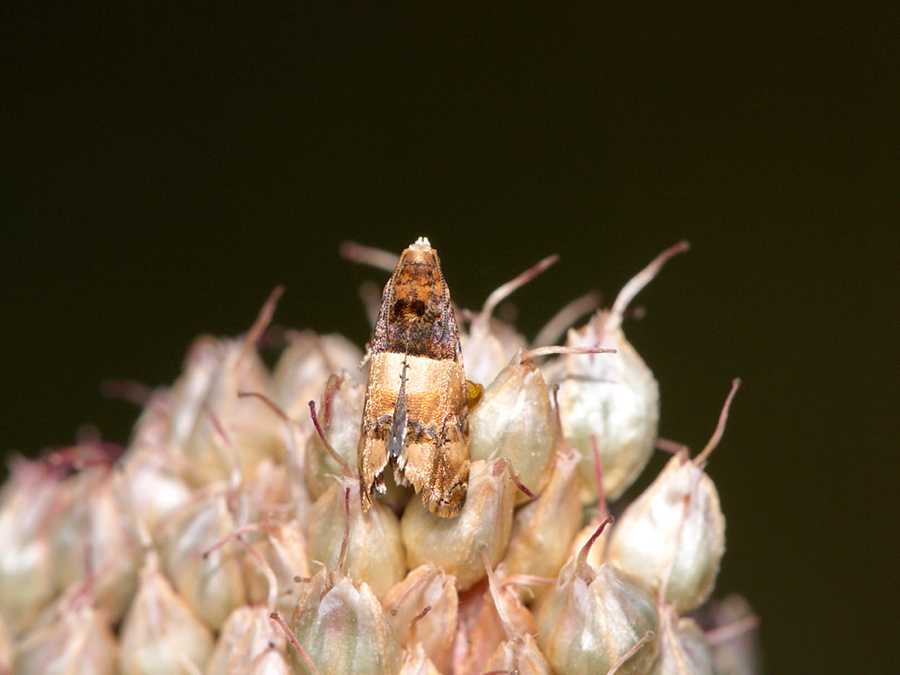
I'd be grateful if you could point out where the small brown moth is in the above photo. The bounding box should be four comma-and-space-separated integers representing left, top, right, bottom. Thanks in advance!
358, 237, 470, 518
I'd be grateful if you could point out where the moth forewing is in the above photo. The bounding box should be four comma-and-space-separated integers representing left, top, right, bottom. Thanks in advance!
358, 238, 470, 518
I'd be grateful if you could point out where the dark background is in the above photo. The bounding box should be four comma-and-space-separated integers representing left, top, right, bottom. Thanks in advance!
2, 4, 897, 673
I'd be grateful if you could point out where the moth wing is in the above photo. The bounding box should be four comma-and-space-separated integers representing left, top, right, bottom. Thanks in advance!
401, 422, 470, 518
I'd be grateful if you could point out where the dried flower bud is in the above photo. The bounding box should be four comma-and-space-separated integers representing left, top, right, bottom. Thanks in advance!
118, 558, 215, 675
606, 380, 738, 613
469, 350, 558, 503
167, 335, 221, 450
501, 446, 583, 583
157, 486, 247, 629
205, 605, 291, 675
242, 521, 312, 619
401, 459, 517, 592
547, 241, 688, 502
53, 465, 141, 624
461, 255, 557, 385
288, 569, 402, 675
118, 443, 193, 538
482, 633, 553, 675
13, 583, 119, 675
534, 521, 659, 675
0, 458, 68, 631
182, 290, 288, 483
272, 330, 365, 430
650, 606, 715, 675
382, 564, 458, 675
307, 477, 406, 601
305, 372, 366, 500
398, 643, 443, 675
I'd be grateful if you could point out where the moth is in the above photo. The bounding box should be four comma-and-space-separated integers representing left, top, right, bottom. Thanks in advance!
358, 237, 470, 518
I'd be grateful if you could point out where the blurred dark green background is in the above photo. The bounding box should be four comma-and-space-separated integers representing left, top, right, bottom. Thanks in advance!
2, 4, 896, 673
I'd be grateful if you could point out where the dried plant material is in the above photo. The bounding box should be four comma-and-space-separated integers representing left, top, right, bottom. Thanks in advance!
118, 442, 193, 539
547, 241, 689, 502
383, 564, 458, 674
606, 380, 738, 613
118, 558, 215, 675
205, 605, 291, 675
307, 476, 406, 601
157, 487, 247, 630
468, 350, 558, 503
501, 447, 583, 583
650, 605, 715, 675
398, 643, 443, 675
401, 459, 517, 592
534, 520, 659, 675
241, 521, 312, 619
359, 238, 470, 518
305, 371, 366, 500
288, 569, 402, 675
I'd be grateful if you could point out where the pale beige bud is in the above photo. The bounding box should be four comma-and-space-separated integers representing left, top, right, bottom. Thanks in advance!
398, 643, 443, 675
272, 330, 365, 428
304, 371, 366, 500
53, 466, 140, 623
118, 443, 193, 538
383, 565, 458, 674
13, 586, 119, 675
307, 476, 406, 601
469, 350, 558, 503
118, 559, 215, 675
461, 255, 557, 385
168, 335, 222, 451
650, 606, 715, 675
606, 381, 737, 614
157, 486, 247, 629
482, 633, 553, 675
205, 605, 291, 675
401, 459, 517, 592
0, 458, 68, 631
501, 447, 582, 582
534, 545, 659, 675
0, 614, 12, 672
242, 521, 312, 619
547, 242, 688, 502
288, 569, 402, 675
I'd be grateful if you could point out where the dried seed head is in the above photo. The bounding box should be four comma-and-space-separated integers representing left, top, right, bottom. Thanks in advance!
118, 557, 215, 675
205, 605, 290, 675
13, 583, 119, 675
272, 330, 364, 434
157, 486, 247, 629
0, 457, 69, 631
650, 605, 715, 675
534, 559, 659, 675
304, 371, 366, 500
468, 350, 558, 503
401, 458, 518, 592
307, 477, 406, 601
288, 569, 402, 675
382, 564, 458, 674
606, 380, 738, 613
501, 446, 583, 583
547, 241, 689, 502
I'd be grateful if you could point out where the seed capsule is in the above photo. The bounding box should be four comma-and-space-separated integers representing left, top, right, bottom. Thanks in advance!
400, 458, 517, 592
606, 380, 738, 613
650, 606, 715, 675
205, 605, 291, 675
288, 569, 402, 675
469, 350, 558, 503
547, 241, 689, 502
